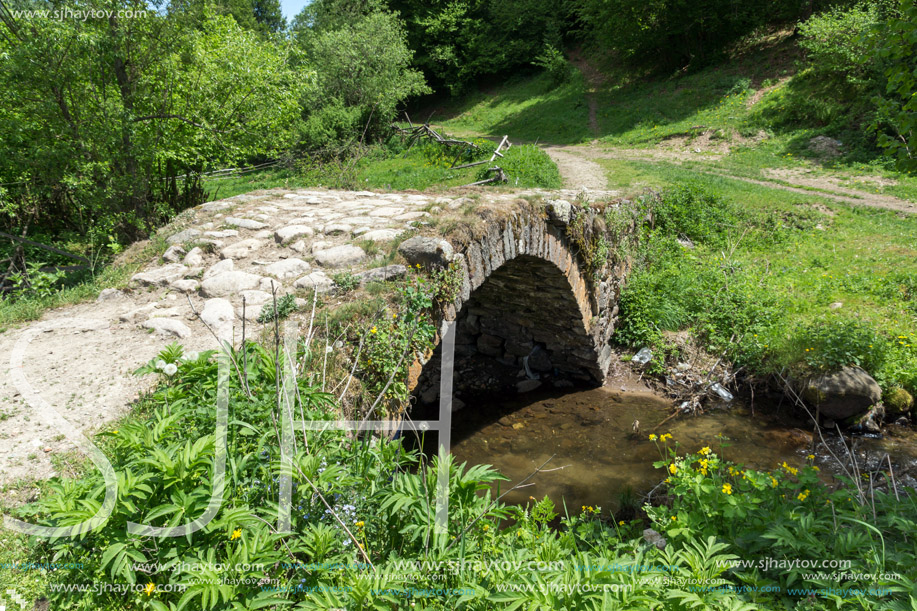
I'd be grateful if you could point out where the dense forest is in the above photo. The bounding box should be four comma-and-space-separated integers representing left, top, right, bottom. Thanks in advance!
0, 0, 914, 244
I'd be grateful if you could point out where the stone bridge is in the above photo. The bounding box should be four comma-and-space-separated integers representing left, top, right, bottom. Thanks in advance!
407, 197, 631, 404
139, 187, 632, 398
0, 187, 635, 483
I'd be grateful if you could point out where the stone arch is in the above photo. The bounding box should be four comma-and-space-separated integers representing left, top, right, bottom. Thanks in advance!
411, 200, 629, 404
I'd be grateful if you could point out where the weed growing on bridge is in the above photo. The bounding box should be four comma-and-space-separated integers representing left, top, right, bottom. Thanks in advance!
256, 294, 299, 324
358, 271, 437, 412
565, 209, 612, 285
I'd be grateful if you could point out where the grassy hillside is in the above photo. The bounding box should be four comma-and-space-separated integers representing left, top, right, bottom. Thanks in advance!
433, 31, 917, 202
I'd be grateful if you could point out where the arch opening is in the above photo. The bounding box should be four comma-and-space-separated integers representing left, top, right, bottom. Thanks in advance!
413, 253, 604, 410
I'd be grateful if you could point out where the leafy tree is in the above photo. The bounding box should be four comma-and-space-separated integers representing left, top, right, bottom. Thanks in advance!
577, 0, 834, 69
874, 0, 917, 172
167, 0, 286, 35
290, 0, 386, 34
0, 3, 305, 238
386, 0, 572, 93
297, 10, 429, 148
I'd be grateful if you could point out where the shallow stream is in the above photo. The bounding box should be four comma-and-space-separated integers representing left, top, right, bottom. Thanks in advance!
448, 386, 917, 513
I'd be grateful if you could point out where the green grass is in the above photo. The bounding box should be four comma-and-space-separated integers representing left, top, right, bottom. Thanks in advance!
612, 176, 917, 397
356, 139, 561, 190
202, 166, 314, 201
434, 37, 917, 201
431, 70, 592, 145
0, 237, 166, 326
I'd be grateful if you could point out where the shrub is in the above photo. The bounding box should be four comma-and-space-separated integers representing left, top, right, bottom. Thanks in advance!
532, 45, 571, 85
792, 318, 887, 373
256, 293, 299, 323
797, 1, 886, 84
487, 144, 563, 188
648, 184, 739, 247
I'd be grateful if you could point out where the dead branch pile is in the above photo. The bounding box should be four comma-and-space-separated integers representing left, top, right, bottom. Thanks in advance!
390, 118, 512, 186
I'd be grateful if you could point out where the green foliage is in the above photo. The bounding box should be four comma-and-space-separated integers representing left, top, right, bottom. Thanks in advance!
577, 0, 821, 68
793, 319, 887, 372
488, 144, 562, 188
0, 9, 306, 239
359, 270, 437, 410
429, 260, 464, 305
331, 272, 361, 293
615, 184, 917, 398
8, 335, 917, 610
647, 440, 915, 608
649, 184, 739, 247
297, 11, 430, 149
256, 293, 299, 323
385, 0, 571, 93
797, 1, 886, 84
532, 45, 571, 85
874, 0, 917, 173
356, 134, 561, 190
5, 261, 65, 299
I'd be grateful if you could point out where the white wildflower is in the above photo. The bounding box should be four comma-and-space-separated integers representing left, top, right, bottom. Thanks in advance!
163, 363, 178, 376
156, 359, 166, 370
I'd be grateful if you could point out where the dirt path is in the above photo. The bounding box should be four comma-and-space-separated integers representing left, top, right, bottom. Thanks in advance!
568, 49, 604, 138
566, 143, 917, 215
543, 146, 610, 191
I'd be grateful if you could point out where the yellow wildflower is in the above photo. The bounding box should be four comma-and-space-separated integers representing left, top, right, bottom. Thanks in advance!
370, 326, 377, 334
144, 583, 155, 596
669, 463, 678, 475
649, 434, 658, 441
722, 483, 732, 495
231, 528, 242, 541
699, 447, 711, 456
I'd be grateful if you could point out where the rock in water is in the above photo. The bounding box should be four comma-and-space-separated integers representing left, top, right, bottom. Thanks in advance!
800, 366, 882, 420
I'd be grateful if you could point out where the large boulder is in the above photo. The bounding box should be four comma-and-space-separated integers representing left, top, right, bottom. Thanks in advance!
274, 225, 314, 244
141, 318, 191, 338
264, 258, 311, 280
545, 199, 573, 225
200, 271, 264, 297
219, 239, 262, 260
293, 271, 335, 293
800, 366, 882, 421
200, 298, 235, 338
397, 236, 453, 268
166, 228, 201, 244
131, 264, 188, 287
355, 265, 407, 285
224, 217, 267, 230
313, 245, 366, 268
